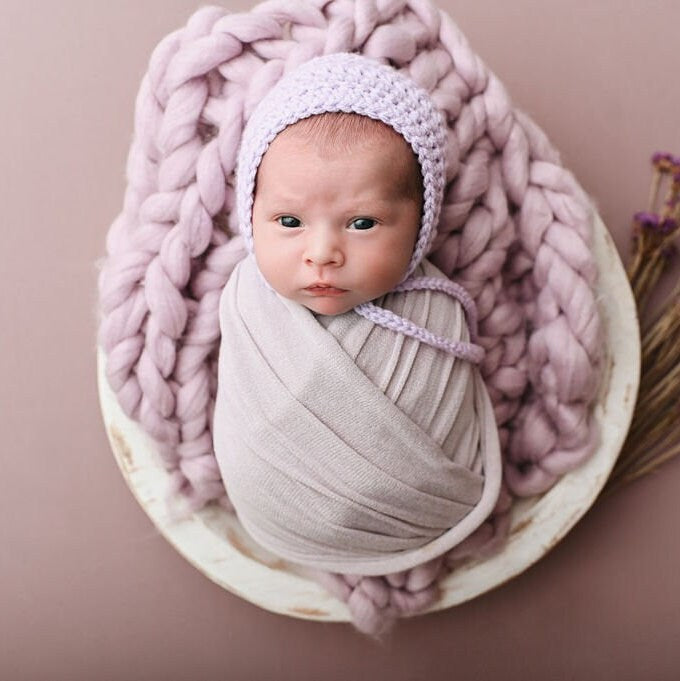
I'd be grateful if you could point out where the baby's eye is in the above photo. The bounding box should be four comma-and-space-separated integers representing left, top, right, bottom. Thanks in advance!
278, 215, 301, 228
349, 218, 376, 231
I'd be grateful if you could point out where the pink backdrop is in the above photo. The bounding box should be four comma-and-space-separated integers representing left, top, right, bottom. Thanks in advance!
2, 1, 679, 679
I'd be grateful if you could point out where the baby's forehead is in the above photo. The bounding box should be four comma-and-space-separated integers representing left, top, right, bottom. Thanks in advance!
259, 113, 423, 199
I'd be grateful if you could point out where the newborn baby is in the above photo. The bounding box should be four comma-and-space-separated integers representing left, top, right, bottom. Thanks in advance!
213, 53, 502, 576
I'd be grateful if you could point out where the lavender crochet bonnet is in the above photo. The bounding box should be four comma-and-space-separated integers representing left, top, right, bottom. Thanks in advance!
236, 52, 447, 280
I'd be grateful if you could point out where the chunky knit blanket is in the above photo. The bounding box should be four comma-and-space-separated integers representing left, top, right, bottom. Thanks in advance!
97, 0, 603, 633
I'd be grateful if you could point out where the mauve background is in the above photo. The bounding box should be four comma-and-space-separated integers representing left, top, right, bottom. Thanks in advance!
2, 1, 679, 679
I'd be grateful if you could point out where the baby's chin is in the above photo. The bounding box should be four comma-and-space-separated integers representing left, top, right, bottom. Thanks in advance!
301, 297, 358, 316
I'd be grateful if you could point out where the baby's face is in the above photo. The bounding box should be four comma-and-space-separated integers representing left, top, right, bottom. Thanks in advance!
251, 128, 421, 315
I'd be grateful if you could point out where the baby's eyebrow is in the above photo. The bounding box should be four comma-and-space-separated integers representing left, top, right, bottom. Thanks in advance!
258, 192, 306, 207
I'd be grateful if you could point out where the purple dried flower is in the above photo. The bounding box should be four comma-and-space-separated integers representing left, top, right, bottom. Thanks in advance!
652, 151, 673, 164
660, 217, 678, 234
632, 212, 676, 236
634, 211, 660, 228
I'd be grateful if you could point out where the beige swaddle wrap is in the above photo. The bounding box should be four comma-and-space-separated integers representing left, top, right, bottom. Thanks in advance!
213, 254, 502, 575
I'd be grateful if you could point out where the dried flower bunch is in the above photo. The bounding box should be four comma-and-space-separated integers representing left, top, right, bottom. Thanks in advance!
607, 152, 680, 491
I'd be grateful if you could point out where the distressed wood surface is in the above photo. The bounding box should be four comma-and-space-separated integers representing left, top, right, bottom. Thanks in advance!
97, 214, 640, 621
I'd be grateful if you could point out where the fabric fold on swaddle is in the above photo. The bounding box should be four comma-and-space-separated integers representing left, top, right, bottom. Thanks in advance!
213, 254, 502, 575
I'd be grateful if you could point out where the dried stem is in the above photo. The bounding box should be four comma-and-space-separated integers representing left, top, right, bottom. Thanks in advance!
605, 152, 680, 492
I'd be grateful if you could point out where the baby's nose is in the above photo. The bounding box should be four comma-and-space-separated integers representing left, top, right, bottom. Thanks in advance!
304, 228, 344, 267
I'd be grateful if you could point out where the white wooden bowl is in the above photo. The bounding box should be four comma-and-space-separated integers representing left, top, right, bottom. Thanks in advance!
97, 214, 640, 621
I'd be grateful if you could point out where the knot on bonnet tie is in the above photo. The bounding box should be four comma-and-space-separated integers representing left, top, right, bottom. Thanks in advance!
236, 52, 484, 363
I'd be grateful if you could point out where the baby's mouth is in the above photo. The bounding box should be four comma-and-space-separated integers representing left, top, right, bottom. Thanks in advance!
304, 283, 348, 296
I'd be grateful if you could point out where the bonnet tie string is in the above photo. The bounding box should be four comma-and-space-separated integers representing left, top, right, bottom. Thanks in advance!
354, 275, 485, 363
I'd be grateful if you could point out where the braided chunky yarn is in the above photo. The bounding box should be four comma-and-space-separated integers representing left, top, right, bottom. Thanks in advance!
97, 0, 603, 634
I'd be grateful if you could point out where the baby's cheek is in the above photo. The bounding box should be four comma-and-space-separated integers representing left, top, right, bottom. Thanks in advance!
362, 254, 409, 295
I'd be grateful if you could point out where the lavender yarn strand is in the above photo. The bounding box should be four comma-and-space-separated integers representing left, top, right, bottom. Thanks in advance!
394, 275, 481, 339
355, 275, 485, 363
